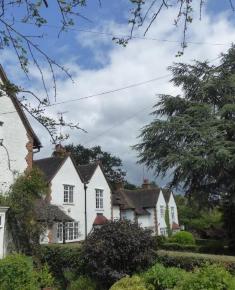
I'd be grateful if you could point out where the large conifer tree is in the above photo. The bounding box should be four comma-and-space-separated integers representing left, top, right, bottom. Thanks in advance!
135, 46, 235, 250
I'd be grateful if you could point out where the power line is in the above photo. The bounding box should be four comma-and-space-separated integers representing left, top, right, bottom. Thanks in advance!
82, 103, 154, 146
46, 74, 171, 107
16, 21, 230, 47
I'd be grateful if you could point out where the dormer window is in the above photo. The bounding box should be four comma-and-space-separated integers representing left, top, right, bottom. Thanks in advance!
96, 189, 104, 209
64, 185, 74, 204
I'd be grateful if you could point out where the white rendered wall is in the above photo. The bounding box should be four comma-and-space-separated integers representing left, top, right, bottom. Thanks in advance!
0, 95, 29, 193
137, 208, 155, 231
0, 208, 8, 259
112, 205, 120, 220
50, 157, 85, 241
156, 190, 167, 233
121, 209, 135, 221
86, 166, 112, 235
168, 193, 179, 227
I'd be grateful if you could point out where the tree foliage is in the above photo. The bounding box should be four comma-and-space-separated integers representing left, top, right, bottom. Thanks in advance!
65, 144, 126, 184
0, 168, 48, 254
79, 220, 156, 289
134, 45, 235, 249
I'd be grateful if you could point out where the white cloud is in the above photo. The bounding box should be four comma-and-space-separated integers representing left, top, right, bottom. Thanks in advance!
1, 6, 235, 187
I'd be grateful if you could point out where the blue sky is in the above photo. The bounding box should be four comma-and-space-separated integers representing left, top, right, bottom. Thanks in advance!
1, 0, 235, 187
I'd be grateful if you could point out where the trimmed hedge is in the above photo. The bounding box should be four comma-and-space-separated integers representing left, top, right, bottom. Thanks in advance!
161, 243, 198, 252
157, 250, 235, 274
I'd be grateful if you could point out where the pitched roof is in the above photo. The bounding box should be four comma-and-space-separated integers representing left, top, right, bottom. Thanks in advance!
113, 187, 161, 215
77, 163, 98, 183
161, 188, 172, 203
0, 65, 41, 149
35, 200, 73, 222
34, 156, 68, 182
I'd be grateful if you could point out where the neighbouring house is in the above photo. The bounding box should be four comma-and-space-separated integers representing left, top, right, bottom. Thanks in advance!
34, 145, 112, 243
112, 179, 179, 236
0, 66, 71, 255
0, 65, 42, 194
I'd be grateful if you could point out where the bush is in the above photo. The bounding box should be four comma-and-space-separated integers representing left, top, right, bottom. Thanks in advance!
38, 243, 82, 289
170, 231, 195, 245
142, 263, 187, 290
110, 276, 148, 290
79, 220, 156, 289
175, 264, 235, 290
67, 275, 96, 290
161, 243, 198, 252
157, 250, 235, 274
0, 254, 38, 290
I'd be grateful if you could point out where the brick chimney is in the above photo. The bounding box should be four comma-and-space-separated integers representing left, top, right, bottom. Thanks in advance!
52, 144, 67, 158
142, 179, 151, 189
114, 181, 124, 191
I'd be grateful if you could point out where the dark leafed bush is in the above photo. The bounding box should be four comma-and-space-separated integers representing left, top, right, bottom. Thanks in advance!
37, 243, 82, 289
79, 220, 156, 289
170, 231, 195, 245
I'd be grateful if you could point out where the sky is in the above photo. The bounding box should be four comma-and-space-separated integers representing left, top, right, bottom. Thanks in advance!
1, 0, 235, 188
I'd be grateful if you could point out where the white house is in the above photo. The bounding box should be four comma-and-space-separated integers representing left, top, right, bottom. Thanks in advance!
0, 65, 42, 194
112, 179, 180, 236
0, 65, 42, 258
34, 146, 112, 243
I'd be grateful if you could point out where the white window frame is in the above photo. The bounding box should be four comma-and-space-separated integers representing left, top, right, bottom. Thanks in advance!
57, 223, 63, 242
57, 222, 79, 242
95, 189, 104, 209
160, 205, 165, 218
63, 185, 74, 204
160, 227, 167, 236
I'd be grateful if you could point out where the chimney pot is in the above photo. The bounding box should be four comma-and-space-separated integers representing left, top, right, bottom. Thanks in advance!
142, 179, 150, 189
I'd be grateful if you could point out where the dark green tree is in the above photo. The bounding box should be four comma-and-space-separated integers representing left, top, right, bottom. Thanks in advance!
65, 144, 126, 184
134, 45, 235, 250
79, 220, 156, 289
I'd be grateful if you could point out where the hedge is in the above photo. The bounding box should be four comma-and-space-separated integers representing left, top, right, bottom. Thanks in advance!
161, 243, 198, 252
157, 250, 235, 274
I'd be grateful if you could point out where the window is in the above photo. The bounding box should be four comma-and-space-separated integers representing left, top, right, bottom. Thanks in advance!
171, 206, 175, 221
57, 222, 79, 241
160, 227, 167, 236
160, 205, 164, 218
96, 189, 104, 209
64, 185, 74, 204
57, 223, 63, 242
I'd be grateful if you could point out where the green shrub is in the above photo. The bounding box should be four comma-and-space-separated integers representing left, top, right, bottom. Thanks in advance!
67, 275, 96, 290
196, 239, 228, 255
0, 253, 38, 290
80, 220, 156, 289
157, 250, 235, 274
110, 276, 148, 290
142, 263, 187, 290
161, 243, 198, 252
170, 231, 195, 245
36, 264, 54, 288
38, 243, 82, 289
175, 264, 235, 290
